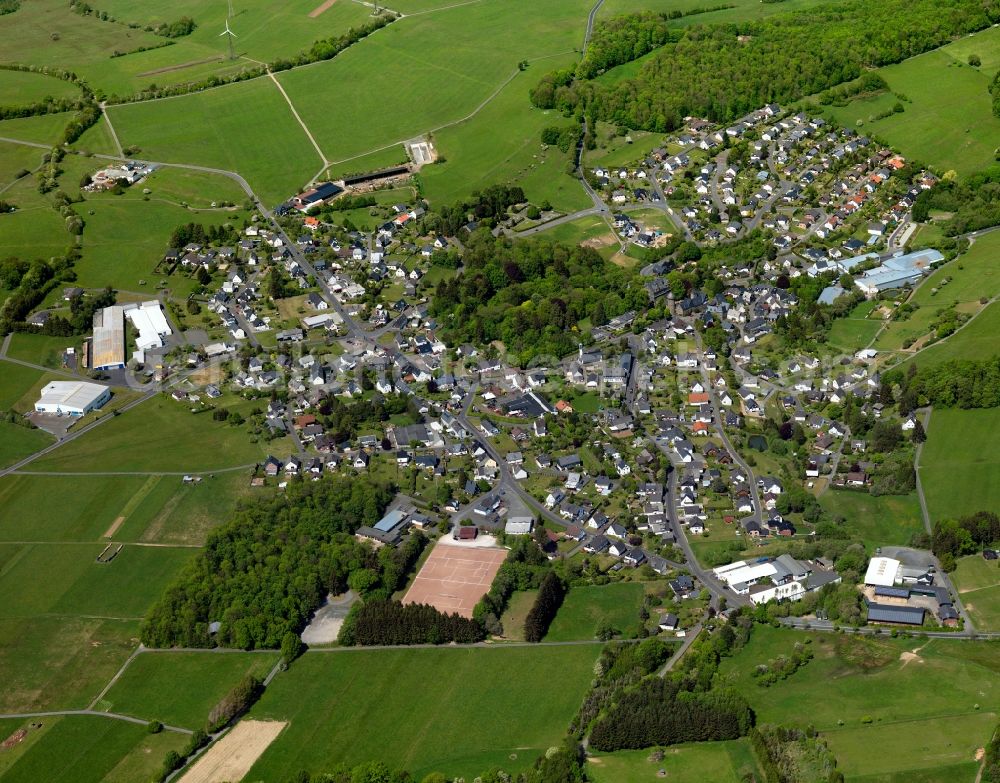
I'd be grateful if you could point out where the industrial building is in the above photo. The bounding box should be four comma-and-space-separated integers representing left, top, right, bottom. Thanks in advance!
854, 249, 943, 297
35, 381, 111, 416
90, 305, 126, 370
124, 301, 171, 352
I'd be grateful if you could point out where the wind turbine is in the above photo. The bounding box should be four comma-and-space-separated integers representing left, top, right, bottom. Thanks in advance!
220, 19, 237, 61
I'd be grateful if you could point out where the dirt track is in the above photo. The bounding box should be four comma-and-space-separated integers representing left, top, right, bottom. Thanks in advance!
308, 0, 337, 17
178, 720, 285, 783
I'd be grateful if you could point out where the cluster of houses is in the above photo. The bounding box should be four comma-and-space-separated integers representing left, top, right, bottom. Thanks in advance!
85, 161, 155, 192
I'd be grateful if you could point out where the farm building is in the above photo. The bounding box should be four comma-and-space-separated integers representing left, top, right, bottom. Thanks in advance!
291, 181, 343, 212
90, 305, 126, 369
866, 602, 925, 626
864, 556, 901, 587
124, 301, 171, 351
35, 381, 111, 416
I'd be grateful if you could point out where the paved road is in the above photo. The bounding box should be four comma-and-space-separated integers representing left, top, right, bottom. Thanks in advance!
582, 0, 605, 52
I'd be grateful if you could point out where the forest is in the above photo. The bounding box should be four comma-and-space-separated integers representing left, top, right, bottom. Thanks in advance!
912, 166, 1000, 235
337, 599, 485, 645
889, 357, 1000, 409
931, 511, 1000, 566
140, 476, 396, 649
429, 232, 647, 364
530, 0, 999, 132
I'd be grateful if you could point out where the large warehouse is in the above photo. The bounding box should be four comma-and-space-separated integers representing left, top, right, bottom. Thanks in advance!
90, 305, 126, 370
124, 301, 171, 351
35, 381, 111, 416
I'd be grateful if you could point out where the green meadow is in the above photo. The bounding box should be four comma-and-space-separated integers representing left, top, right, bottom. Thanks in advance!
818, 489, 924, 549
902, 297, 1000, 369
0, 421, 53, 469
0, 142, 46, 187
921, 408, 1000, 523
247, 645, 599, 780
108, 77, 321, 205
0, 111, 73, 145
952, 555, 1000, 631
31, 395, 286, 472
822, 26, 1000, 177
827, 300, 882, 354
0, 70, 79, 106
100, 651, 279, 729
587, 740, 761, 783
0, 715, 188, 783
718, 626, 1000, 780
545, 582, 646, 641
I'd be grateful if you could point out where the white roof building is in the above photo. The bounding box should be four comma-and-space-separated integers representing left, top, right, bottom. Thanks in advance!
35, 381, 111, 416
124, 301, 171, 351
864, 556, 901, 587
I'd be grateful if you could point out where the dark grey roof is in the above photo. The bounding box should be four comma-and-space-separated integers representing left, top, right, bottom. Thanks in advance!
866, 603, 925, 625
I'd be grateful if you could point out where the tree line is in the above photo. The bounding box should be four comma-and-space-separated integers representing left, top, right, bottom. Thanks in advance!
523, 571, 566, 642
338, 599, 485, 645
140, 476, 396, 649
530, 0, 998, 132
473, 535, 552, 636
750, 725, 844, 783
912, 165, 1000, 235
931, 511, 1000, 569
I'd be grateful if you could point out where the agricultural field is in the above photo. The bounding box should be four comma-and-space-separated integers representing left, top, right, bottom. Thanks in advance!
277, 0, 592, 164
419, 60, 591, 213
0, 175, 73, 261
0, 615, 139, 713
818, 489, 925, 549
0, 714, 188, 783
30, 395, 286, 472
952, 555, 1000, 632
920, 408, 1000, 522
0, 70, 79, 106
0, 471, 252, 545
0, 142, 45, 188
99, 651, 280, 729
822, 26, 1000, 177
587, 740, 761, 783
874, 231, 1000, 351
597, 0, 830, 26
545, 582, 645, 641
0, 362, 46, 410
0, 110, 75, 145
108, 77, 321, 205
246, 645, 599, 780
717, 625, 1000, 780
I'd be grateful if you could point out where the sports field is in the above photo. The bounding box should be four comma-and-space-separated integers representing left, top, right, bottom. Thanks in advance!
823, 26, 1000, 177
545, 582, 645, 641
921, 408, 1000, 522
718, 625, 1000, 779
952, 555, 1000, 631
0, 715, 188, 783
30, 395, 285, 472
402, 539, 507, 618
874, 231, 1000, 351
100, 651, 280, 729
246, 645, 599, 780
587, 740, 761, 783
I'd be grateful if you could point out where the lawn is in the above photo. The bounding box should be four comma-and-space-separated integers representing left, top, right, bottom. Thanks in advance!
587, 740, 761, 783
99, 651, 280, 729
952, 555, 1000, 632
247, 645, 599, 780
717, 626, 1000, 778
0, 362, 46, 410
108, 77, 321, 205
920, 408, 1000, 523
0, 616, 139, 713
5, 332, 80, 368
0, 69, 80, 105
0, 188, 72, 262
818, 489, 924, 549
545, 582, 645, 641
534, 214, 618, 253
822, 26, 1000, 177
31, 395, 285, 472
0, 142, 46, 188
874, 231, 1000, 351
497, 588, 537, 641
0, 715, 188, 783
70, 115, 120, 156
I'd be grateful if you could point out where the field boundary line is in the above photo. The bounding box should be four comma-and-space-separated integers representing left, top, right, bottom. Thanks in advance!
0, 709, 192, 734
13, 463, 257, 476
267, 71, 329, 167
88, 644, 144, 710
100, 102, 125, 158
